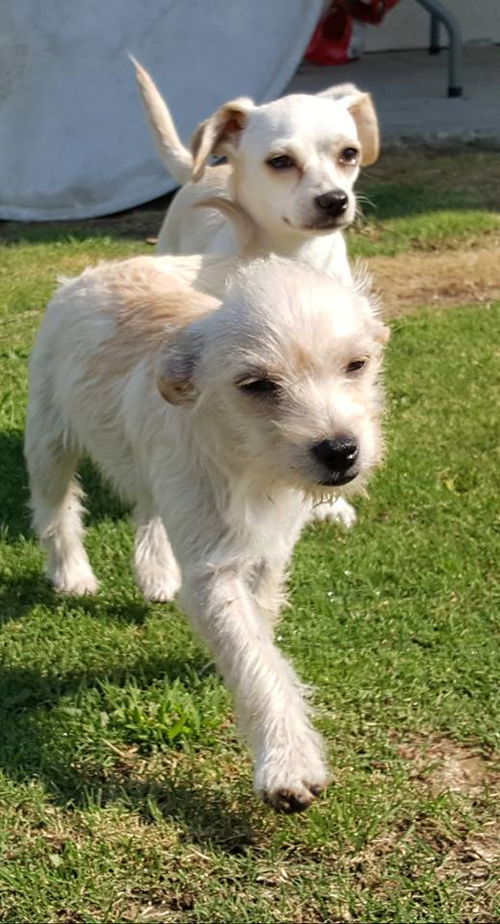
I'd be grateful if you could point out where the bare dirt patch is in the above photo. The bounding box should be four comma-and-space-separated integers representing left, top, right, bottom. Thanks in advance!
395, 735, 500, 796
437, 828, 500, 923
365, 243, 500, 317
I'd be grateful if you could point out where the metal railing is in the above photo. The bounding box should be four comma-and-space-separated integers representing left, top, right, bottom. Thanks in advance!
415, 0, 464, 96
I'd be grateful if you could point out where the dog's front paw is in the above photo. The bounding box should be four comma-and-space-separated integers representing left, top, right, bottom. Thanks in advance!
136, 560, 181, 603
262, 779, 327, 814
134, 544, 181, 602
311, 496, 357, 528
254, 734, 329, 813
139, 570, 181, 603
49, 563, 99, 596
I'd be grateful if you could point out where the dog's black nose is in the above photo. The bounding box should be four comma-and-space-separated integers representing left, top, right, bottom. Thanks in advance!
312, 436, 359, 474
314, 190, 349, 216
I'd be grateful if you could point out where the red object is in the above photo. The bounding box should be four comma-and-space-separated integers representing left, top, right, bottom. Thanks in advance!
349, 0, 400, 25
306, 0, 400, 65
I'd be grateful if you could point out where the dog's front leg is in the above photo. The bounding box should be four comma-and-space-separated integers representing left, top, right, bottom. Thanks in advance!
182, 562, 328, 812
251, 559, 287, 626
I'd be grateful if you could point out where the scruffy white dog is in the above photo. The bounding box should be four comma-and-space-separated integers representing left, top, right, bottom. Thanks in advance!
134, 60, 380, 529
25, 252, 388, 811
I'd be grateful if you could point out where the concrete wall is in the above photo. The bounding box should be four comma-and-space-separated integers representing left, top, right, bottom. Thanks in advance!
364, 0, 500, 52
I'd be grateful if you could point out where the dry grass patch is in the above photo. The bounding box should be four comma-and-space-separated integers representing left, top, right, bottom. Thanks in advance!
365, 241, 500, 316
395, 734, 500, 797
437, 828, 500, 924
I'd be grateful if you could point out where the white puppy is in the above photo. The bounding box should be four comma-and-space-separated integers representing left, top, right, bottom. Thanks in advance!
25, 253, 388, 811
134, 59, 379, 281
134, 60, 380, 529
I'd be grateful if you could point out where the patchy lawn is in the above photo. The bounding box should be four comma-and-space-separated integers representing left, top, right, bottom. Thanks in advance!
352, 145, 500, 313
0, 147, 499, 923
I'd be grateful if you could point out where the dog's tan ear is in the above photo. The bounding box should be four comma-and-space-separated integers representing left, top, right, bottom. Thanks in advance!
318, 84, 379, 166
190, 97, 254, 182
346, 92, 379, 166
157, 327, 204, 406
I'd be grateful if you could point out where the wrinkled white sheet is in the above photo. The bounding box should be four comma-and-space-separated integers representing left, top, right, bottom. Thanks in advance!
0, 0, 322, 220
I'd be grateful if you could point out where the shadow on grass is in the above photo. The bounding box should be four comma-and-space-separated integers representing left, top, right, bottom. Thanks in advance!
0, 653, 209, 713
0, 429, 30, 541
0, 191, 175, 247
0, 434, 252, 845
356, 144, 500, 222
0, 572, 152, 627
0, 431, 148, 627
0, 430, 129, 543
0, 657, 256, 851
356, 180, 500, 224
91, 777, 256, 852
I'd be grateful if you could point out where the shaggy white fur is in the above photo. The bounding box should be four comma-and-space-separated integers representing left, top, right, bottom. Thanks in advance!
25, 253, 388, 812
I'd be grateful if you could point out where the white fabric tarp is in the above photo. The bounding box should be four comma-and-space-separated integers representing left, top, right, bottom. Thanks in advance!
1, 0, 322, 221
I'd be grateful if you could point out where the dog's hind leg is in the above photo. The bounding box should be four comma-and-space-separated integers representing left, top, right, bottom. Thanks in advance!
133, 498, 181, 602
25, 415, 98, 595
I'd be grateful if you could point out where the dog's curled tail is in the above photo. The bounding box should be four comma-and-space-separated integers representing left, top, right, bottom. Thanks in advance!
196, 198, 255, 252
131, 56, 193, 185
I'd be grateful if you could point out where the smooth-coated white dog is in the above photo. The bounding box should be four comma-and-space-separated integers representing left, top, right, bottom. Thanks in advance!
25, 250, 388, 812
134, 60, 380, 529
133, 59, 379, 278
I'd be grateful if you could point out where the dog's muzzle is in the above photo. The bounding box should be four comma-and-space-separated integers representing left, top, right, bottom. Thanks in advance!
315, 190, 348, 216
311, 435, 359, 486
309, 189, 350, 230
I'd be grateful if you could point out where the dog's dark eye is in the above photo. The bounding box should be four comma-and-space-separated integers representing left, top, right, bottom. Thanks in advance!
237, 377, 281, 397
266, 155, 296, 170
346, 359, 367, 374
340, 147, 359, 166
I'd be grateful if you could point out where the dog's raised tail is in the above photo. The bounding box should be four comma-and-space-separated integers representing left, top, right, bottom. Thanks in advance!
196, 198, 255, 252
131, 56, 193, 185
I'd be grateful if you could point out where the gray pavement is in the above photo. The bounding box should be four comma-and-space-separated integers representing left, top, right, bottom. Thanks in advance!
285, 44, 500, 143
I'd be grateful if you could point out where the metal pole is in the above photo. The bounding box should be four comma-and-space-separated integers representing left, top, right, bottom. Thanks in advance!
415, 0, 463, 96
429, 14, 440, 54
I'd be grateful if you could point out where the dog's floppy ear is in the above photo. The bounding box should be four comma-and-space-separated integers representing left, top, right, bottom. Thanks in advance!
370, 318, 391, 344
318, 84, 380, 166
157, 326, 205, 406
346, 92, 379, 166
190, 97, 254, 182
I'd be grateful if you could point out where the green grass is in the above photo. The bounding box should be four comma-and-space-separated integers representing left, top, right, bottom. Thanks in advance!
349, 146, 500, 257
0, 156, 499, 922
350, 209, 500, 258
